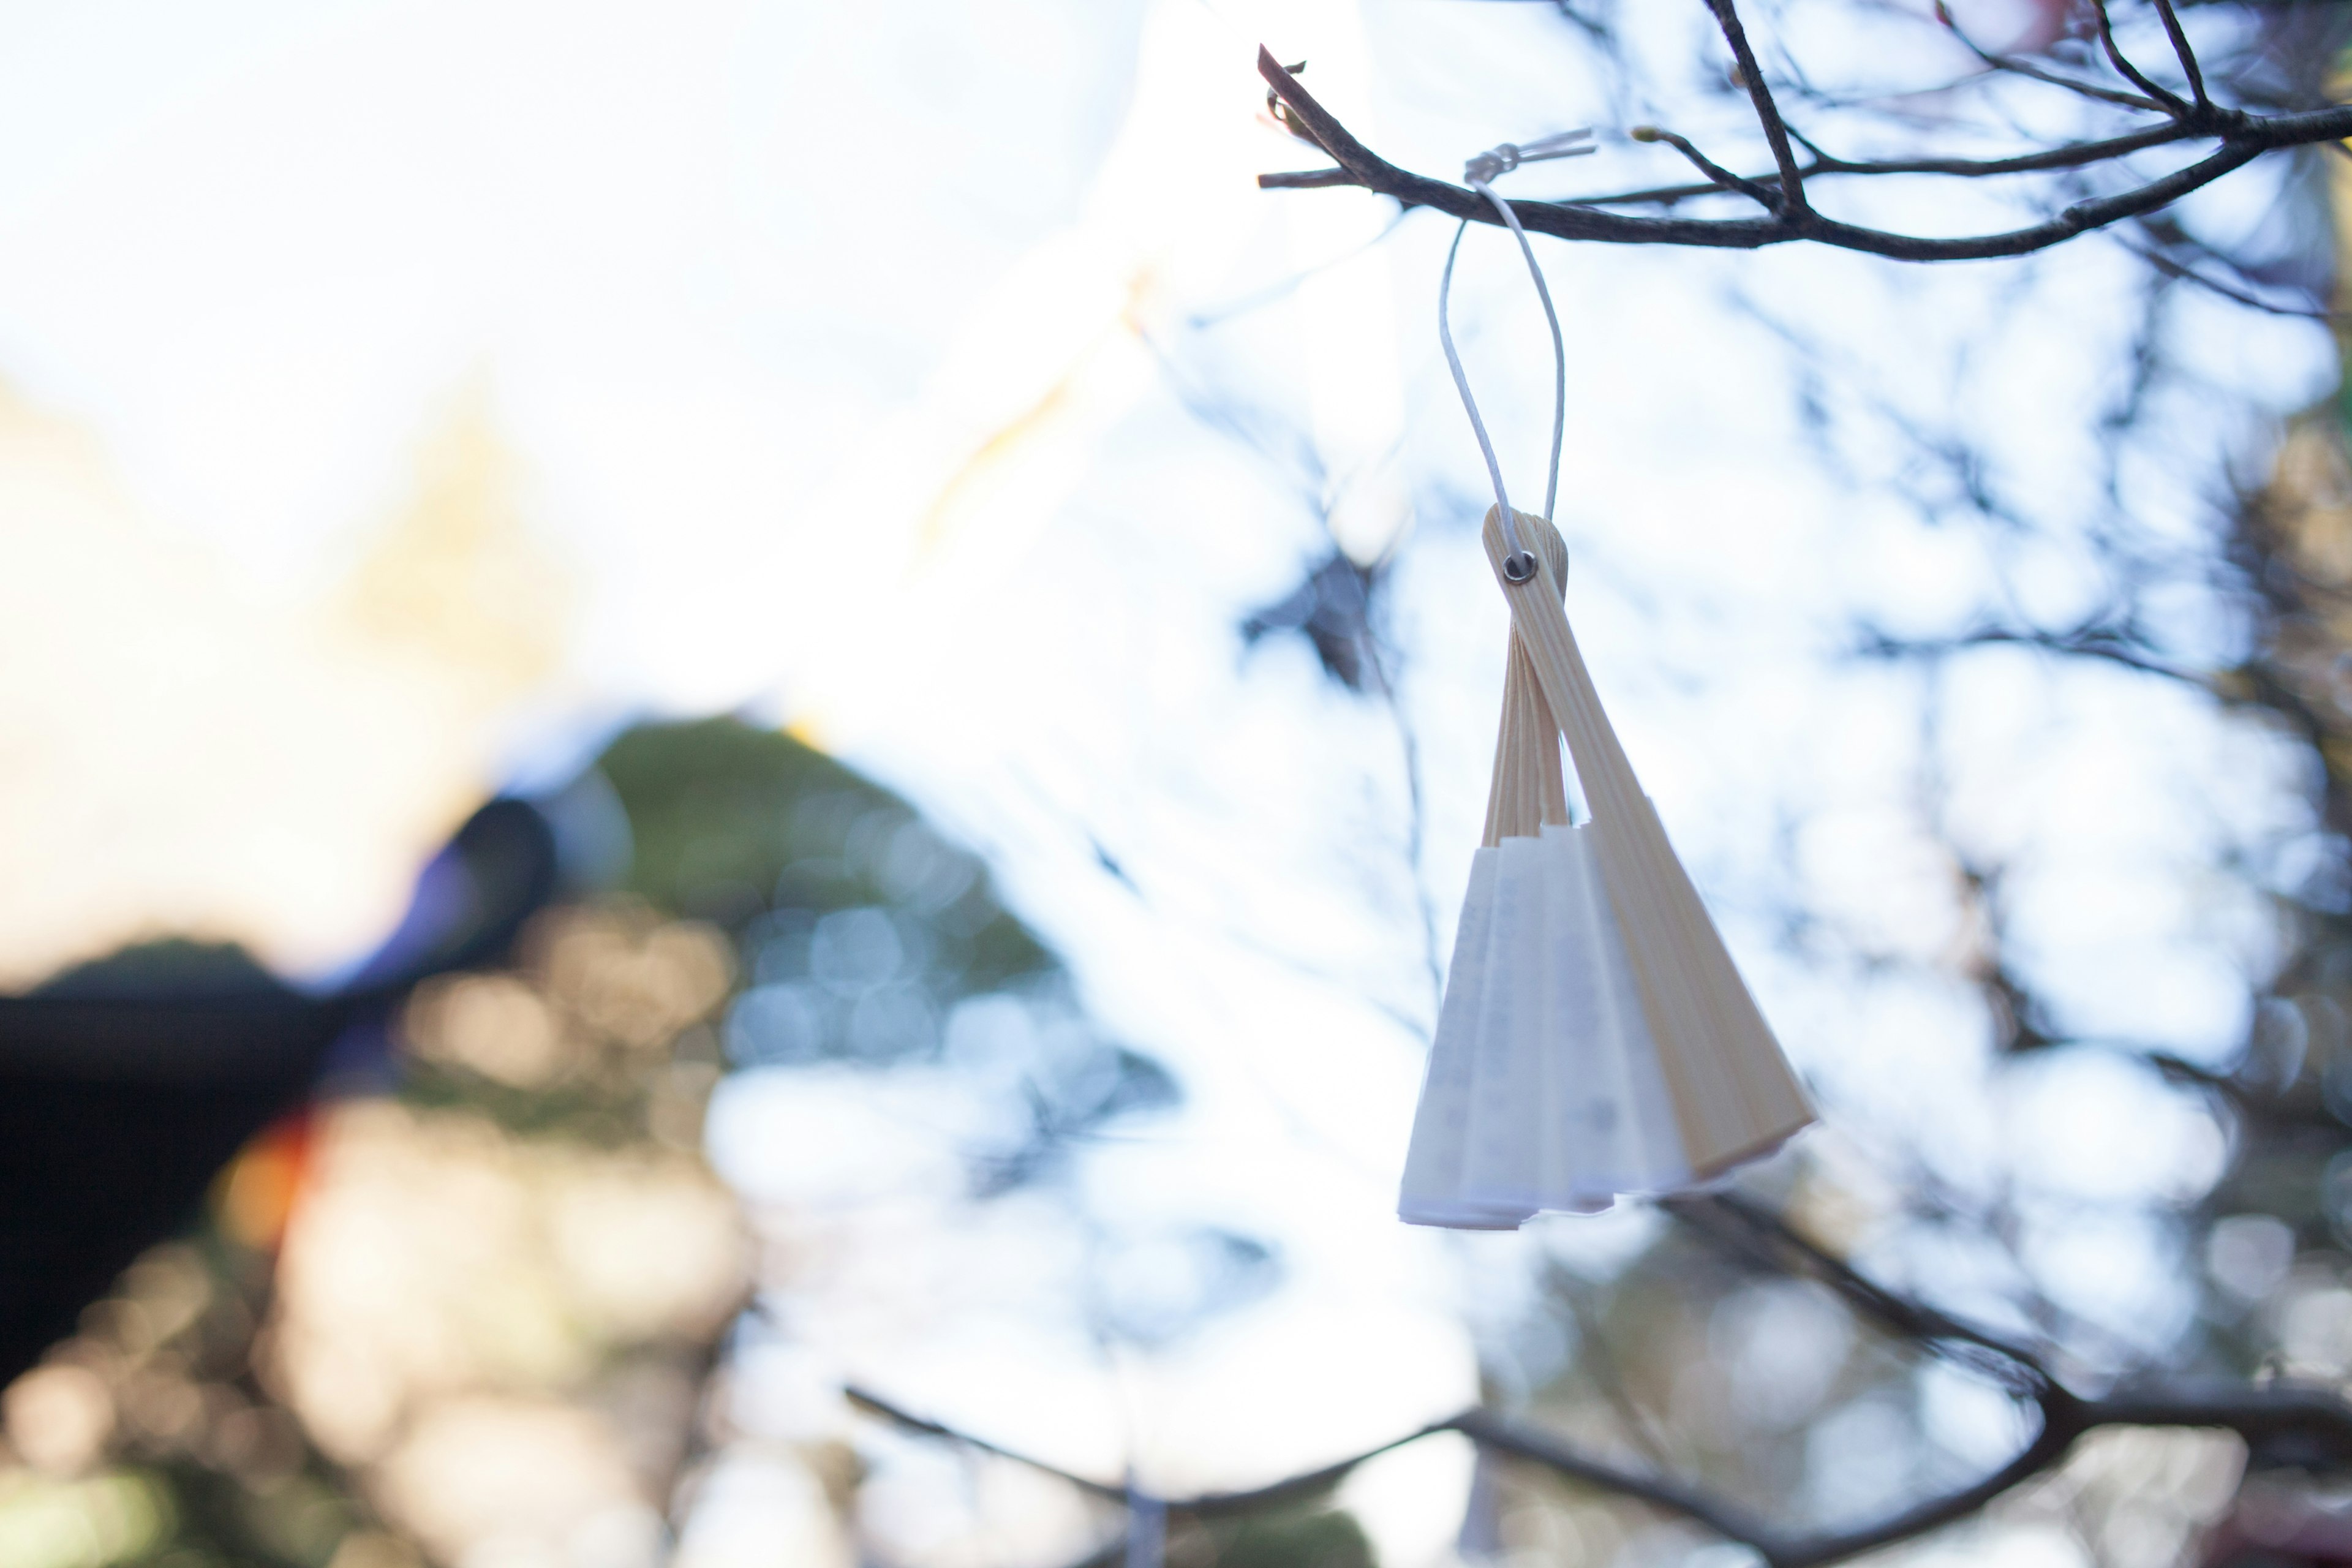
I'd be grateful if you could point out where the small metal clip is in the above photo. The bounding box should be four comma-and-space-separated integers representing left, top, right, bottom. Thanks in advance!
1464, 129, 1596, 186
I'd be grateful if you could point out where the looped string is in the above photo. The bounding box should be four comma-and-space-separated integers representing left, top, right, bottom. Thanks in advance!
1438, 129, 1593, 581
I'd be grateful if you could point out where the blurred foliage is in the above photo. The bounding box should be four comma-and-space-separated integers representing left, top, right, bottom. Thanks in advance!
600, 717, 1051, 996
601, 717, 1181, 1198
0, 715, 1278, 1568
0, 1232, 379, 1568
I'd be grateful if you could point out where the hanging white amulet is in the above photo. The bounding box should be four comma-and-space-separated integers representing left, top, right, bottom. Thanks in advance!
1398, 510, 1813, 1229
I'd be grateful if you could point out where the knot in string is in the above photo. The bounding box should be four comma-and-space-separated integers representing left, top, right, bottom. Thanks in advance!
1440, 129, 1594, 582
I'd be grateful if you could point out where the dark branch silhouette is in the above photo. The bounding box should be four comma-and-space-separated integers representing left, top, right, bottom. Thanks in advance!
1252, 0, 2352, 263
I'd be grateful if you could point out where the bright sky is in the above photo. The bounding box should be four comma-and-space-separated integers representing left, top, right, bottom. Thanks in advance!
0, 1, 2335, 1562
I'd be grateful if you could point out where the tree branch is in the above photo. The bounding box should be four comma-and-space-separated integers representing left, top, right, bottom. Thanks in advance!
1478, 122, 2212, 210
1452, 1406, 1773, 1542
849, 1186, 2352, 1566
1255, 49, 2348, 263
1779, 1407, 2081, 1568
850, 1310, 2352, 1568
1665, 1193, 2048, 1390
844, 1384, 1443, 1515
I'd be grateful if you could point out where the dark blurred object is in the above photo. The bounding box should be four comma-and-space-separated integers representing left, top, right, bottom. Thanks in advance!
1240, 551, 1382, 693
0, 796, 561, 1387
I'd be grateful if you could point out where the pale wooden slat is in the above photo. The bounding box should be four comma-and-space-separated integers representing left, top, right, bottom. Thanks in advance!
1480, 507, 1813, 1175
1483, 643, 1565, 845
1480, 528, 1571, 848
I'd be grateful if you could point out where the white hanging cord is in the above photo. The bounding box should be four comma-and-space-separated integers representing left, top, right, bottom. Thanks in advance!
1438, 130, 1592, 581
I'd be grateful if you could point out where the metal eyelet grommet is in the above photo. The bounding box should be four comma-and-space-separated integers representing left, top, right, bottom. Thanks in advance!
1501, 551, 1539, 583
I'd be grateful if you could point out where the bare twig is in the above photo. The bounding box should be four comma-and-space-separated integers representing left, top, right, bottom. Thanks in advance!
1359, 624, 1449, 1021
2149, 0, 2211, 110
1852, 621, 2196, 685
1703, 0, 1811, 213
1630, 124, 1784, 209
1934, 0, 2171, 113
2092, 0, 2193, 116
1259, 167, 1359, 190
2127, 239, 2342, 321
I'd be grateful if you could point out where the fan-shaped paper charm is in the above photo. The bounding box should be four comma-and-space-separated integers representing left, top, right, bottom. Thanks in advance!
1398, 511, 1812, 1227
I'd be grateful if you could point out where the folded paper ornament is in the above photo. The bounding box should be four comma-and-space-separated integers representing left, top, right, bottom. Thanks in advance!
1398, 509, 1813, 1228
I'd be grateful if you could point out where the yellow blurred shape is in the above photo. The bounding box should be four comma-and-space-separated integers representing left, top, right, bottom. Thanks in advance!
910, 265, 1154, 566
2269, 420, 2352, 587
0, 1471, 167, 1568
0, 376, 573, 987
336, 376, 573, 701
326, 1531, 426, 1568
783, 712, 832, 755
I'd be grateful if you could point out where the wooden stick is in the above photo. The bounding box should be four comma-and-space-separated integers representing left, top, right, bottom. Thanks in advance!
1481, 508, 1812, 1174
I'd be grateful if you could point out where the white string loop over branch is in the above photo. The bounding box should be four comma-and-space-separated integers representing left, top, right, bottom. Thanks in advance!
1438, 129, 1592, 579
